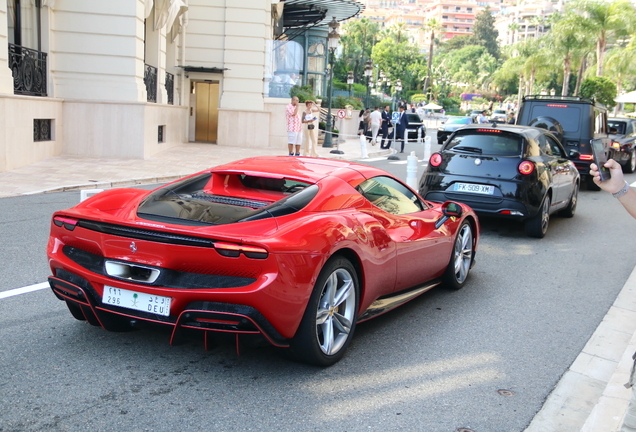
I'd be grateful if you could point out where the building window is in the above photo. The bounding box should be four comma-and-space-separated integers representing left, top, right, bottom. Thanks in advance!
467, 7, 473, 12
165, 72, 174, 105
266, 40, 303, 98
33, 119, 51, 141
144, 64, 157, 103
8, 0, 47, 97
158, 125, 165, 143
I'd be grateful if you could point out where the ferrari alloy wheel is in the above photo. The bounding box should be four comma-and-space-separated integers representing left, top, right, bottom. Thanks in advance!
525, 195, 550, 238
443, 221, 473, 290
291, 257, 359, 366
560, 181, 578, 218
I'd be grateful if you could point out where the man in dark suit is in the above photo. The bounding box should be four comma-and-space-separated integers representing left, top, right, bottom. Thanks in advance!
380, 105, 391, 149
391, 104, 409, 153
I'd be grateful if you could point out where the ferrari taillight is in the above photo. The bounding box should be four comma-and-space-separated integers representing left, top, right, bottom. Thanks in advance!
213, 242, 268, 259
430, 153, 442, 167
518, 161, 535, 175
53, 216, 79, 231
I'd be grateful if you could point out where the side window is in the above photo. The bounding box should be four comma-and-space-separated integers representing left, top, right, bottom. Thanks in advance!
628, 122, 635, 136
545, 136, 564, 157
357, 176, 425, 215
594, 109, 606, 135
536, 134, 552, 156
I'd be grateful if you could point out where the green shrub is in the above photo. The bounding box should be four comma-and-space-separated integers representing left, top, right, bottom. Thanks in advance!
290, 85, 317, 103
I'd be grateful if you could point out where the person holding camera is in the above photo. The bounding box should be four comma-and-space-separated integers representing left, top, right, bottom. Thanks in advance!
591, 159, 636, 432
301, 100, 319, 157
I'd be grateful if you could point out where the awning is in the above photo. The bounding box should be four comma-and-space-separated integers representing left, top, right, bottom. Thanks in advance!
423, 102, 443, 110
615, 91, 636, 103
280, 0, 364, 29
180, 66, 227, 75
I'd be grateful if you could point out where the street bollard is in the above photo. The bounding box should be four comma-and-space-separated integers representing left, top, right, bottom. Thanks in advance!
80, 189, 103, 202
417, 126, 423, 144
423, 135, 432, 164
407, 151, 418, 189
359, 134, 369, 159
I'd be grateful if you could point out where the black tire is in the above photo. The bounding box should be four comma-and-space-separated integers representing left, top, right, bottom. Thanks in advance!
586, 175, 601, 191
442, 221, 474, 290
624, 150, 636, 174
290, 256, 359, 367
560, 181, 579, 218
66, 301, 86, 321
525, 195, 550, 238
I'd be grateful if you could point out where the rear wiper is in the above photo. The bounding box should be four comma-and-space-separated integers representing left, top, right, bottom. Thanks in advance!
452, 146, 482, 153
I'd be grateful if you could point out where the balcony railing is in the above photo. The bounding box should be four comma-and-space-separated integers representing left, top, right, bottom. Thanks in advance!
8, 44, 47, 97
165, 72, 174, 105
144, 64, 157, 103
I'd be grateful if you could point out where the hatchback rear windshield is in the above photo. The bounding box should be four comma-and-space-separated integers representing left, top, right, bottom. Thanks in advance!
445, 132, 523, 156
529, 105, 581, 132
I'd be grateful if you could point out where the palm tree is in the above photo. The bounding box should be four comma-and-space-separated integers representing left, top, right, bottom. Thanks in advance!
508, 22, 520, 45
549, 14, 592, 96
568, 0, 636, 76
422, 18, 442, 98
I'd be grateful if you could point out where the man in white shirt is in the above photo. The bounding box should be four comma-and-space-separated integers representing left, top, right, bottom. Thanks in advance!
369, 107, 382, 145
478, 110, 489, 124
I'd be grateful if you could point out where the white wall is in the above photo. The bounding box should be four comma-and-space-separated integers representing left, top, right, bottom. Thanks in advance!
51, 0, 145, 102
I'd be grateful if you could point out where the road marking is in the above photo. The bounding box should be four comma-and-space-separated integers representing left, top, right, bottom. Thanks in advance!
0, 282, 49, 300
631, 181, 636, 188
358, 157, 388, 162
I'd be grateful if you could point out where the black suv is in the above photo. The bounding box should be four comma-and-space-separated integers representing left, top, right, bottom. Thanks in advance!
516, 95, 614, 190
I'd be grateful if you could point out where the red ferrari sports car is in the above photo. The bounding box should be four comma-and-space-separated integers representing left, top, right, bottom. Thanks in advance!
47, 157, 479, 366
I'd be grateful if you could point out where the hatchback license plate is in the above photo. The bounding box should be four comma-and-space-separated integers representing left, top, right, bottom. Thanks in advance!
454, 183, 494, 195
103, 285, 172, 317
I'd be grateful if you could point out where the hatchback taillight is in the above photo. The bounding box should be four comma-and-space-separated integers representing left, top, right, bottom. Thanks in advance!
518, 161, 534, 175
430, 153, 442, 167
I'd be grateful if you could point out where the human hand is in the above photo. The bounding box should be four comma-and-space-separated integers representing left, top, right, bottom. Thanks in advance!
590, 159, 625, 194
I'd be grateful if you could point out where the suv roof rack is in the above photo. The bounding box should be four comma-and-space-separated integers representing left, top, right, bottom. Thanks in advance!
522, 95, 596, 104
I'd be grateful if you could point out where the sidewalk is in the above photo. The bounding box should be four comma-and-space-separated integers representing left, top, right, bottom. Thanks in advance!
1, 134, 636, 431
0, 136, 388, 198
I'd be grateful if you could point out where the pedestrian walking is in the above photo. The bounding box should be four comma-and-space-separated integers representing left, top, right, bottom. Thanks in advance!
387, 105, 409, 153
286, 96, 302, 156
478, 110, 489, 124
380, 106, 391, 149
369, 107, 382, 146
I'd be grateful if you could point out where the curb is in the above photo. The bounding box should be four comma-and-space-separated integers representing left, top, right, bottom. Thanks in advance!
525, 265, 636, 432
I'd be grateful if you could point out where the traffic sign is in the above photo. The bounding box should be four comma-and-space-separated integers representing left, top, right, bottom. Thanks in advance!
391, 112, 401, 124
337, 109, 346, 119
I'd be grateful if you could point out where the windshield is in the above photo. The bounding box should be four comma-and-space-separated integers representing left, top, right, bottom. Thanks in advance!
447, 117, 472, 125
493, 110, 506, 115
446, 132, 523, 156
608, 120, 626, 134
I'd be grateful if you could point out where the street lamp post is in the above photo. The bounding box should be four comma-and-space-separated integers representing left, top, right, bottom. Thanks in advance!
396, 79, 402, 107
364, 59, 373, 108
323, 17, 340, 149
347, 71, 354, 98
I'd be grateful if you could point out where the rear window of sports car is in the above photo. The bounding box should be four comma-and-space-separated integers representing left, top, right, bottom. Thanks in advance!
446, 132, 523, 156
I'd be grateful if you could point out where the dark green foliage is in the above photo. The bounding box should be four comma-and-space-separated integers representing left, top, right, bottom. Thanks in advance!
290, 85, 317, 103
472, 7, 500, 59
579, 77, 617, 107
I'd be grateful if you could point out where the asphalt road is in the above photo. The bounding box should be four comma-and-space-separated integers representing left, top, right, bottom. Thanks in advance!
1, 141, 636, 432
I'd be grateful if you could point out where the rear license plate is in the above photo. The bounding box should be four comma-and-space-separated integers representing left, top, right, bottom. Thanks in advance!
454, 183, 495, 195
103, 285, 172, 317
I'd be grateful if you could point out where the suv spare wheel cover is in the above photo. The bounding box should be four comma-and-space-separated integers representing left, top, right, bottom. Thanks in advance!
529, 116, 564, 142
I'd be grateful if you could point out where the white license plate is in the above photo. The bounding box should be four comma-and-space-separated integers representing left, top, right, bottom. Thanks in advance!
454, 183, 495, 195
103, 285, 172, 317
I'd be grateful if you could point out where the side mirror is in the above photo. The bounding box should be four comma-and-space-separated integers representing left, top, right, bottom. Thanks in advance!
435, 201, 463, 229
569, 150, 580, 159
442, 201, 463, 218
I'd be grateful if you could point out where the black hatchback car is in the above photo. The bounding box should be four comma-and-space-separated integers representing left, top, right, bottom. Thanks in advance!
419, 124, 580, 238
437, 116, 473, 144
